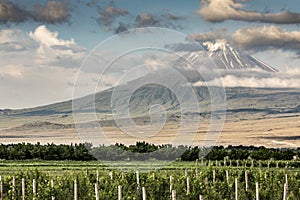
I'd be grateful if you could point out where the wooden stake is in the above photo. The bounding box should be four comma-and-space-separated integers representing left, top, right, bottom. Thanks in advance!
245, 171, 248, 192
22, 178, 25, 200
12, 176, 15, 200
285, 174, 288, 191
187, 177, 190, 194
213, 170, 216, 184
96, 170, 99, 182
74, 180, 78, 200
33, 179, 36, 199
118, 185, 122, 200
109, 172, 113, 180
226, 170, 229, 184
95, 182, 99, 200
51, 180, 55, 200
235, 178, 238, 200
0, 176, 2, 200
136, 171, 140, 185
256, 182, 259, 200
283, 183, 287, 200
171, 190, 176, 200
199, 194, 204, 200
142, 187, 146, 200
170, 176, 173, 193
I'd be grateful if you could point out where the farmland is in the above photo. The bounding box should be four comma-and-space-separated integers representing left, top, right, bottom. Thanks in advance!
0, 160, 299, 199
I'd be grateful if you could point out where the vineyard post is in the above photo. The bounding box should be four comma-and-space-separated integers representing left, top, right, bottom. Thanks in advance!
199, 194, 204, 200
235, 178, 238, 200
255, 182, 259, 200
285, 174, 288, 191
186, 177, 190, 195
74, 180, 78, 200
224, 157, 226, 167
245, 171, 248, 192
185, 169, 188, 177
205, 177, 208, 185
237, 160, 239, 167
118, 185, 122, 200
0, 176, 2, 200
286, 162, 288, 168
22, 178, 25, 200
121, 171, 124, 179
169, 176, 173, 193
152, 173, 155, 180
33, 179, 36, 199
136, 171, 140, 186
95, 182, 99, 200
196, 159, 199, 178
201, 158, 204, 166
226, 170, 229, 184
230, 160, 232, 167
215, 160, 218, 167
267, 161, 270, 168
51, 179, 54, 200
142, 187, 146, 200
213, 170, 216, 184
259, 160, 261, 168
171, 190, 176, 200
109, 172, 113, 180
96, 170, 99, 182
251, 159, 254, 168
283, 183, 287, 200
12, 176, 15, 200
276, 162, 279, 168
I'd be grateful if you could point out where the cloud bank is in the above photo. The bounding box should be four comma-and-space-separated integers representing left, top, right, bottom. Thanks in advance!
190, 26, 300, 56
194, 69, 300, 88
198, 0, 300, 24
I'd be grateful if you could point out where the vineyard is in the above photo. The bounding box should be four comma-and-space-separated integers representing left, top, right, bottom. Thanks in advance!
0, 160, 299, 199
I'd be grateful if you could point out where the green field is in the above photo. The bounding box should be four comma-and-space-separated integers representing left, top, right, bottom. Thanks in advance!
0, 160, 299, 199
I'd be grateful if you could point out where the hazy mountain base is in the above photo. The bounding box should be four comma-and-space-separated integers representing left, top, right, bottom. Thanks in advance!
0, 87, 299, 148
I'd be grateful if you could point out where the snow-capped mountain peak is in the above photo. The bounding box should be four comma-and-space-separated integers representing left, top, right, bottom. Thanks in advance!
202, 39, 228, 52
179, 41, 278, 73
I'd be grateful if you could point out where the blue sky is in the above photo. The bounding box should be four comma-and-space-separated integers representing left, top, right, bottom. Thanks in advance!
1, 0, 300, 108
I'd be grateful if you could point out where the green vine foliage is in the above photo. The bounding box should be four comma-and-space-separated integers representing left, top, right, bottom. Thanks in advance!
0, 167, 299, 199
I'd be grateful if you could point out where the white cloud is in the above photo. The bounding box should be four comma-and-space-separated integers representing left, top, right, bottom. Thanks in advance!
0, 25, 89, 108
29, 25, 75, 47
198, 0, 300, 24
190, 25, 300, 58
231, 26, 300, 55
194, 72, 300, 88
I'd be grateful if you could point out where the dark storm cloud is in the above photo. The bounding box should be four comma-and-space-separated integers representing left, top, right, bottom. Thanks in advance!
135, 13, 160, 28
114, 22, 130, 34
33, 1, 70, 24
0, 1, 29, 23
97, 6, 129, 31
198, 0, 300, 24
0, 0, 71, 24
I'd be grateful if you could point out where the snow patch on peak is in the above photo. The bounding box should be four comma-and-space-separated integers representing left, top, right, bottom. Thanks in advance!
202, 39, 227, 52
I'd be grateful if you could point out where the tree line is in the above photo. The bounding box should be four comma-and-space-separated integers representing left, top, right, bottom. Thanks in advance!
0, 142, 299, 161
